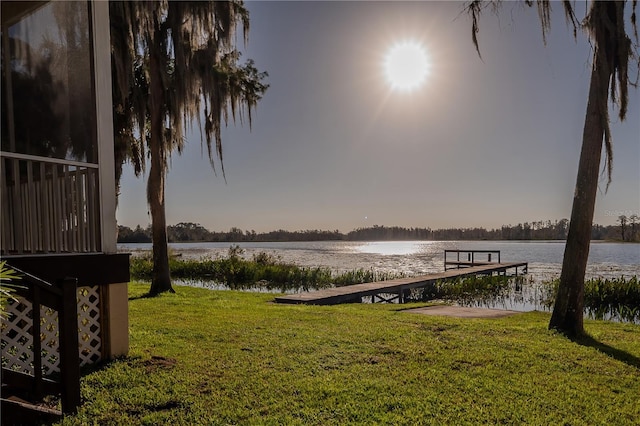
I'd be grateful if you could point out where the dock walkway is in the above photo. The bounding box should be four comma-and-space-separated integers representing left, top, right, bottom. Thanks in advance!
274, 260, 528, 305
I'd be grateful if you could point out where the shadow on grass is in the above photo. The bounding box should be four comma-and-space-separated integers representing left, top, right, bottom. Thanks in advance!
572, 334, 640, 370
129, 290, 178, 301
128, 292, 155, 301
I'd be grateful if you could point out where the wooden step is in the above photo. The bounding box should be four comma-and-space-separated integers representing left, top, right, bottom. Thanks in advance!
1, 396, 62, 425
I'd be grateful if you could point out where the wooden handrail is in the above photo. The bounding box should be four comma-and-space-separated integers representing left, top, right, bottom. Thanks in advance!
1, 264, 80, 414
9, 265, 63, 297
444, 250, 501, 270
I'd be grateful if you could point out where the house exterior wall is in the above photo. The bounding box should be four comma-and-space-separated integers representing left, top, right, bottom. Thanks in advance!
1, 0, 118, 256
1, 1, 129, 358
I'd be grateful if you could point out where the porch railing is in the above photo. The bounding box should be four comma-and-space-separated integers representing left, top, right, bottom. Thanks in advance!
1, 152, 101, 255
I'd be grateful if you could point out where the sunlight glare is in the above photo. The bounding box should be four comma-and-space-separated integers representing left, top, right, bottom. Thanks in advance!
384, 41, 430, 92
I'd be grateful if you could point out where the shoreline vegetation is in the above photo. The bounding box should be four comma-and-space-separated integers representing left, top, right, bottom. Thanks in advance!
118, 220, 639, 243
130, 247, 640, 323
131, 247, 405, 292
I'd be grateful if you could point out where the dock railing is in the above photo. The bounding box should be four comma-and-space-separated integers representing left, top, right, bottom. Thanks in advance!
444, 250, 501, 270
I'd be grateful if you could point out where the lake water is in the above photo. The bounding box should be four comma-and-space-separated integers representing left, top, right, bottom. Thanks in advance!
119, 240, 638, 317
119, 240, 639, 282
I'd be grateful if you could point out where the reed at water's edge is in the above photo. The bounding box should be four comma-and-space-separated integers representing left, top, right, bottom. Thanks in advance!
411, 275, 639, 323
541, 276, 640, 323
130, 246, 405, 292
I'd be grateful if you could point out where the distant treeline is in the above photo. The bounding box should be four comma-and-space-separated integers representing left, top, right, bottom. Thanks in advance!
117, 219, 639, 243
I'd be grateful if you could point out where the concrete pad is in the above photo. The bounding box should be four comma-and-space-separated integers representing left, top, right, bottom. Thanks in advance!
405, 305, 521, 318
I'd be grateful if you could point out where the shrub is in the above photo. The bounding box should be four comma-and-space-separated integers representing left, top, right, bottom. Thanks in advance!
541, 276, 640, 322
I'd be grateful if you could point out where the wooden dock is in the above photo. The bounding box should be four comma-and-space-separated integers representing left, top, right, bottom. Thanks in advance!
275, 250, 527, 306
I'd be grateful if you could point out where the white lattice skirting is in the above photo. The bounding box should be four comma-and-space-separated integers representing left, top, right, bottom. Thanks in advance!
1, 285, 102, 376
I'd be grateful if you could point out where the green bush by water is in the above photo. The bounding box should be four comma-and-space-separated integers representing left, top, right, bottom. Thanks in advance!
129, 246, 402, 292
542, 276, 640, 322
411, 274, 639, 323
412, 274, 516, 304
332, 269, 405, 287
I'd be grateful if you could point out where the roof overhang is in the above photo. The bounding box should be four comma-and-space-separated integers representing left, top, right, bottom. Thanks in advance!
1, 1, 48, 26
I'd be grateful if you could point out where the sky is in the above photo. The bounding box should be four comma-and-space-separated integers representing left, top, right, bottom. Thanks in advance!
116, 1, 640, 233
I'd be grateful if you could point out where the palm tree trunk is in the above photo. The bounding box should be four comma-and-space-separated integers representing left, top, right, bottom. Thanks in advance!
148, 29, 173, 296
549, 46, 610, 336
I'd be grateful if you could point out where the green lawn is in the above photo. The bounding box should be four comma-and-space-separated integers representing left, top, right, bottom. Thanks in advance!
61, 282, 640, 425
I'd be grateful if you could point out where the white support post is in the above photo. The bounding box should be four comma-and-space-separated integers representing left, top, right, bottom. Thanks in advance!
91, 0, 117, 254
90, 1, 128, 358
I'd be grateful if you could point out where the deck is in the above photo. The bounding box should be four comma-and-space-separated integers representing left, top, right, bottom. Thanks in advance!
274, 260, 528, 305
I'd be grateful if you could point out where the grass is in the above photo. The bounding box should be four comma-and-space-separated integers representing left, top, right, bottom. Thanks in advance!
58, 282, 640, 425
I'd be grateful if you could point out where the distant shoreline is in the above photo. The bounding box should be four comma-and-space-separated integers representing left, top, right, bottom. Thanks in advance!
118, 221, 638, 244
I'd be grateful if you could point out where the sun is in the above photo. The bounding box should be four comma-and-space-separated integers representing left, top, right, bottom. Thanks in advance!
384, 41, 430, 92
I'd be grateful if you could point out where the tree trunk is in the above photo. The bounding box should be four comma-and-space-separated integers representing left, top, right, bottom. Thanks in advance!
148, 30, 173, 296
148, 137, 172, 294
549, 46, 610, 336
